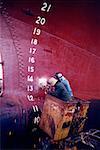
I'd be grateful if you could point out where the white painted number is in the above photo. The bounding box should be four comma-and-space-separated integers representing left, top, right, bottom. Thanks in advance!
33, 27, 41, 35
28, 57, 35, 64
32, 105, 39, 112
27, 85, 34, 92
27, 75, 34, 82
41, 2, 51, 12
31, 38, 38, 45
34, 116, 40, 125
28, 66, 35, 73
36, 16, 46, 25
27, 95, 34, 101
29, 48, 37, 54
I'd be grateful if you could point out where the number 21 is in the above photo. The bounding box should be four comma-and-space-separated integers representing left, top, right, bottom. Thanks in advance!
41, 2, 51, 12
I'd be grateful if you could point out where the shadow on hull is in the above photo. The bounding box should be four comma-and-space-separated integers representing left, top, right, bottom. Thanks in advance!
0, 97, 100, 150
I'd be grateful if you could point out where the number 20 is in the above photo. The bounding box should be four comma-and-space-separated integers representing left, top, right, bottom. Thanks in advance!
36, 16, 46, 25
41, 2, 51, 12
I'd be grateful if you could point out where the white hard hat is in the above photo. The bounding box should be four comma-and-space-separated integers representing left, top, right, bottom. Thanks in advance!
47, 77, 58, 86
57, 73, 63, 78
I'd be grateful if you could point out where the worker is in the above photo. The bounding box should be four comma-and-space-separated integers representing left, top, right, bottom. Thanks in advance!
47, 77, 71, 102
55, 72, 73, 99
